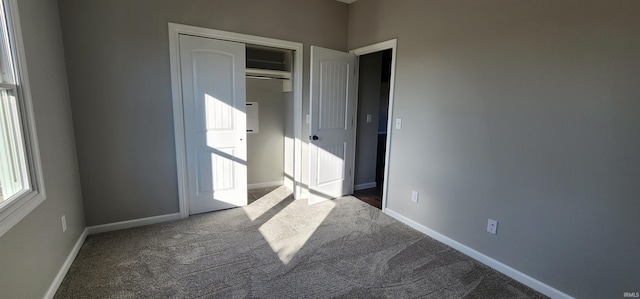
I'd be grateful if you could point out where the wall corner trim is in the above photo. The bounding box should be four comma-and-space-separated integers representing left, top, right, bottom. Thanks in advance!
86, 213, 182, 235
384, 209, 574, 299
45, 213, 182, 298
44, 228, 88, 299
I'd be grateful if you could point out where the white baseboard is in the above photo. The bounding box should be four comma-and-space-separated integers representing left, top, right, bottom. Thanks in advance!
45, 213, 182, 297
384, 209, 574, 299
44, 228, 88, 299
86, 213, 182, 235
248, 180, 283, 190
354, 182, 376, 191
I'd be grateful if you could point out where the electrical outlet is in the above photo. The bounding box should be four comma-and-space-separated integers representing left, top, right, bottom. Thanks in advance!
411, 191, 419, 203
487, 219, 498, 235
395, 118, 402, 129
366, 114, 372, 123
61, 215, 67, 232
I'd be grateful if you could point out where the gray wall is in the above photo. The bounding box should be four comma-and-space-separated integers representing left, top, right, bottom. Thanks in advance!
246, 78, 285, 186
349, 1, 640, 298
354, 52, 382, 186
0, 0, 84, 297
58, 0, 348, 226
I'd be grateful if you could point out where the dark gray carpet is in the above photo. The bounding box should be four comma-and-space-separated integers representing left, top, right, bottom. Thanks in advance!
55, 186, 547, 298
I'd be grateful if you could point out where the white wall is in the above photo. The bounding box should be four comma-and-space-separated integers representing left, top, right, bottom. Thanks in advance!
349, 1, 640, 298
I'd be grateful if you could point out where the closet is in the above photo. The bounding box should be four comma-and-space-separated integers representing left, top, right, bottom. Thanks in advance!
172, 26, 300, 215
245, 45, 293, 193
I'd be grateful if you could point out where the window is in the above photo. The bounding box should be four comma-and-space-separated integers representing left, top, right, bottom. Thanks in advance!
0, 0, 45, 237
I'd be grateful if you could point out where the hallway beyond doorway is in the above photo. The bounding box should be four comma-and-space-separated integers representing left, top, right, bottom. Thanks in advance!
352, 187, 382, 209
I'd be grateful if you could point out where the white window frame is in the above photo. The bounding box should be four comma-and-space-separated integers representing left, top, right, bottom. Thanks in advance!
0, 0, 46, 237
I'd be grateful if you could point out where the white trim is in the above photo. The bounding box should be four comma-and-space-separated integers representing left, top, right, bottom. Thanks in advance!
292, 41, 303, 201
384, 209, 574, 299
0, 191, 44, 236
350, 55, 359, 196
248, 180, 283, 190
0, 0, 46, 237
86, 213, 181, 235
350, 39, 397, 214
167, 24, 187, 218
45, 213, 183, 297
284, 175, 294, 193
168, 23, 304, 218
44, 228, 88, 299
354, 182, 376, 191
351, 39, 397, 56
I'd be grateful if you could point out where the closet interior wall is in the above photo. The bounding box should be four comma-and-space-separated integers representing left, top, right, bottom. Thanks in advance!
245, 46, 293, 189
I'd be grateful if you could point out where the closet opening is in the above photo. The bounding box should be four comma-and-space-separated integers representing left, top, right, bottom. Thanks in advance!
245, 45, 295, 203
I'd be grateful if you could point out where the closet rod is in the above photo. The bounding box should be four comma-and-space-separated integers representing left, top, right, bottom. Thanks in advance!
245, 68, 291, 80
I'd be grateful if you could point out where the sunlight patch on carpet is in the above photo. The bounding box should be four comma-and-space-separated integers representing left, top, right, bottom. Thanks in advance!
258, 200, 336, 264
242, 188, 290, 221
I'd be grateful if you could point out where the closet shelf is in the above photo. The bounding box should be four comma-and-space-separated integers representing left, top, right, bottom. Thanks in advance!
246, 68, 291, 80
247, 58, 285, 65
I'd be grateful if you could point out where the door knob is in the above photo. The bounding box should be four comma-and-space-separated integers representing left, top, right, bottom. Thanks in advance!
311, 135, 319, 140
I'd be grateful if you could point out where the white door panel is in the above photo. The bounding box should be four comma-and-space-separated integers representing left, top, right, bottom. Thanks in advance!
309, 46, 357, 205
316, 143, 346, 186
179, 35, 247, 214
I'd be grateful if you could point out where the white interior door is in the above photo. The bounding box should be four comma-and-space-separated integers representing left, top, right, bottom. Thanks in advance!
309, 46, 357, 205
179, 34, 247, 214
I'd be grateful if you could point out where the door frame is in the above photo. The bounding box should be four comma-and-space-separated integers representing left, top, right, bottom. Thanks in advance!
168, 23, 304, 218
350, 39, 398, 213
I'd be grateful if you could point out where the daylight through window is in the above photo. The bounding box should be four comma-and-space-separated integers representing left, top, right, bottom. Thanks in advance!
0, 0, 45, 238
0, 0, 28, 204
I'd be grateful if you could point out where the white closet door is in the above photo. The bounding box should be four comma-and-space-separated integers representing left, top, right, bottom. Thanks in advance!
179, 34, 247, 214
308, 46, 357, 205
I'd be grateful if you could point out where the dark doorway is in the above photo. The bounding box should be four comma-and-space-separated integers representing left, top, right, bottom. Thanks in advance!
352, 49, 392, 210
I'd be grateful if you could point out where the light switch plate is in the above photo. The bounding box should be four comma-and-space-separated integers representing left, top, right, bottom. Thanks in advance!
395, 118, 402, 129
411, 191, 419, 203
